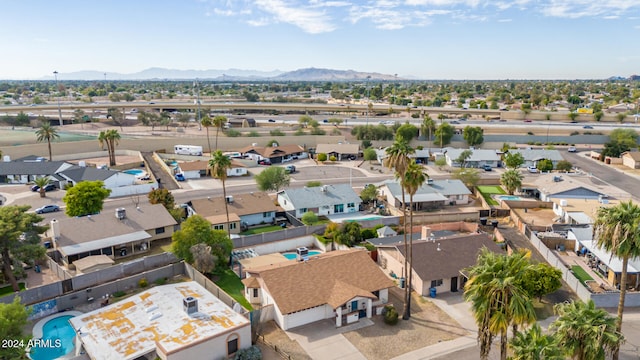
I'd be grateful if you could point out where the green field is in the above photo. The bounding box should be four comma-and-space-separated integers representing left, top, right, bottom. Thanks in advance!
476, 185, 506, 206
0, 282, 26, 297
214, 269, 253, 310
240, 225, 283, 235
571, 265, 594, 284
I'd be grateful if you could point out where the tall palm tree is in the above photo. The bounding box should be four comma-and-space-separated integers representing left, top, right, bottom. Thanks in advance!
212, 115, 227, 151
464, 249, 536, 360
509, 324, 563, 360
402, 160, 428, 316
201, 115, 213, 155
98, 129, 121, 166
35, 121, 60, 161
593, 200, 640, 360
384, 135, 414, 320
421, 115, 436, 148
209, 150, 232, 239
500, 169, 523, 195
550, 300, 624, 360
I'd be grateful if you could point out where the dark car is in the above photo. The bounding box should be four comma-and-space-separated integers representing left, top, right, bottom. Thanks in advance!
482, 164, 492, 171
523, 119, 532, 122
450, 120, 460, 124
583, 125, 594, 129
258, 159, 272, 165
35, 204, 60, 214
174, 173, 185, 182
268, 119, 276, 123
31, 184, 56, 192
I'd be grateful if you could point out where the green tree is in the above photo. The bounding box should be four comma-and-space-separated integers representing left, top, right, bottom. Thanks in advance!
62, 180, 111, 217
317, 153, 328, 162
107, 107, 124, 130
301, 211, 318, 225
209, 150, 232, 239
594, 111, 604, 122
298, 115, 313, 128
147, 188, 175, 210
360, 184, 378, 203
434, 122, 455, 147
536, 159, 553, 172
504, 152, 525, 169
464, 249, 536, 360
421, 115, 436, 146
336, 222, 363, 247
98, 129, 120, 166
551, 300, 624, 360
455, 149, 473, 168
1, 297, 31, 359
33, 176, 53, 198
73, 108, 85, 126
593, 200, 640, 359
201, 115, 213, 155
609, 128, 638, 148
176, 112, 191, 128
463, 126, 484, 146
509, 324, 563, 360
35, 121, 60, 161
395, 123, 419, 141
555, 160, 573, 172
501, 169, 523, 195
266, 139, 279, 147
616, 113, 626, 123
363, 148, 377, 163
568, 112, 579, 122
0, 206, 47, 291
516, 263, 562, 301
452, 168, 480, 189
255, 167, 290, 192
171, 215, 232, 270
323, 222, 340, 250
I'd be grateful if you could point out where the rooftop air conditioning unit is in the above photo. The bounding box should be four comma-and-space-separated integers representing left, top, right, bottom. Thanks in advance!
183, 296, 198, 315
225, 195, 234, 203
427, 179, 434, 185
115, 208, 126, 220
296, 247, 309, 262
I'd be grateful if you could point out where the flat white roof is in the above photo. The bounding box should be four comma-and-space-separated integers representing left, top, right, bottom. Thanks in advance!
69, 281, 249, 360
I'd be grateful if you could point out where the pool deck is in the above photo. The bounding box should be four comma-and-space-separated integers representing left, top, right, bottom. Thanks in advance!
328, 212, 383, 223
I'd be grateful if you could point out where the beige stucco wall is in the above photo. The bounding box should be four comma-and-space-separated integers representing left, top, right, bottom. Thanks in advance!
158, 325, 251, 360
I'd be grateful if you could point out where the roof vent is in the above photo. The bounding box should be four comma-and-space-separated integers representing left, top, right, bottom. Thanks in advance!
427, 179, 434, 185
321, 185, 328, 192
183, 296, 198, 315
115, 208, 126, 220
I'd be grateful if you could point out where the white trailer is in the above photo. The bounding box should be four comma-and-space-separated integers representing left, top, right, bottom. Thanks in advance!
174, 145, 203, 156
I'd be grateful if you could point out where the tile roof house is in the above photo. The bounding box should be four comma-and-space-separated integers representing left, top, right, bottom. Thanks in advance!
187, 192, 279, 233
378, 233, 503, 296
444, 148, 501, 168
380, 178, 471, 210
277, 184, 362, 218
510, 149, 565, 168
70, 281, 251, 360
239, 144, 305, 164
0, 158, 73, 184
45, 204, 177, 266
315, 143, 360, 160
621, 151, 640, 169
176, 159, 247, 179
242, 249, 394, 330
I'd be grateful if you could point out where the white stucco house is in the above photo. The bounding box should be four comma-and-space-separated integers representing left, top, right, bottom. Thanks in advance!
445, 148, 501, 168
380, 178, 471, 210
176, 160, 247, 180
277, 184, 362, 218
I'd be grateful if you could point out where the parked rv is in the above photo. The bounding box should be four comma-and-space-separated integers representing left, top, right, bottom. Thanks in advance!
174, 145, 203, 156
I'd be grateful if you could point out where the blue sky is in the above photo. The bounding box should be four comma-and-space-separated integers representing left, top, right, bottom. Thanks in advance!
1, 0, 639, 80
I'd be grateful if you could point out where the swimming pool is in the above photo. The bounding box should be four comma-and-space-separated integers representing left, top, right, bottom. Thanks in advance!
283, 251, 321, 260
123, 169, 144, 175
30, 312, 80, 360
497, 195, 524, 201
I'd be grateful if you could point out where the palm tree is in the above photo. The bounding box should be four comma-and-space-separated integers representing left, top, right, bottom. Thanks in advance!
402, 160, 428, 316
464, 249, 536, 360
98, 129, 121, 166
212, 115, 227, 151
33, 176, 53, 198
421, 115, 436, 148
384, 135, 414, 320
593, 200, 640, 360
201, 115, 213, 155
509, 324, 563, 360
550, 300, 624, 360
209, 150, 232, 239
500, 169, 523, 195
35, 121, 60, 161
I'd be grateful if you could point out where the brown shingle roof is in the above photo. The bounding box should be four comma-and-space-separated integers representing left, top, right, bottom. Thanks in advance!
190, 192, 278, 218
241, 276, 260, 288
238, 145, 304, 158
247, 250, 394, 314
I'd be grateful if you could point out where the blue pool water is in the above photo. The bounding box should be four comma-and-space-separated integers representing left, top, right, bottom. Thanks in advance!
497, 195, 523, 201
283, 251, 321, 260
123, 169, 144, 175
30, 315, 76, 360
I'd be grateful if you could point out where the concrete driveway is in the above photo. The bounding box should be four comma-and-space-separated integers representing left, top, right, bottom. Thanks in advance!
286, 319, 370, 360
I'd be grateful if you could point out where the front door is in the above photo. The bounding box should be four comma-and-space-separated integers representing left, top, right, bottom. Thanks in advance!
351, 300, 358, 312
451, 276, 458, 292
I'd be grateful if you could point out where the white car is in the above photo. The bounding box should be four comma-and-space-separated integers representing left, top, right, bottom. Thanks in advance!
527, 166, 539, 173
568, 146, 577, 152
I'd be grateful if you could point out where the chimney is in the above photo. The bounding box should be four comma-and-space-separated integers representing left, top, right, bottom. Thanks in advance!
50, 219, 60, 242
115, 208, 126, 220
183, 296, 198, 315
421, 226, 431, 240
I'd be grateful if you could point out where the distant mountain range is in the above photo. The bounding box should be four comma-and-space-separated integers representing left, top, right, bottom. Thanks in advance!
42, 67, 402, 81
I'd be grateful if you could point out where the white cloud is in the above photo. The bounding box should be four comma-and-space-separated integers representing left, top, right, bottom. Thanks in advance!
540, 0, 640, 18
252, 0, 337, 33
497, 18, 513, 22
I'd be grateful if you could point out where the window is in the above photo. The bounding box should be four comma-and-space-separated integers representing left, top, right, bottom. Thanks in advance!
263, 211, 272, 218
457, 195, 464, 200
155, 227, 165, 235
230, 222, 237, 230
347, 203, 355, 208
334, 204, 344, 213
214, 224, 224, 230
227, 336, 239, 355
253, 288, 258, 297
299, 208, 307, 214
430, 279, 443, 288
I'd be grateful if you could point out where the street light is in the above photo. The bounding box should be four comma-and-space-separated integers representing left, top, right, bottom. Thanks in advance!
53, 71, 63, 126
194, 78, 201, 131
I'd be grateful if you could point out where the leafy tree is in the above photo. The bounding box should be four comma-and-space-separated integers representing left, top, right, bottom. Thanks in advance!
536, 159, 553, 172
616, 113, 626, 123
301, 211, 318, 225
328, 118, 343, 126
255, 167, 290, 192
336, 222, 363, 247
601, 141, 631, 159
0, 206, 47, 291
35, 121, 59, 161
147, 188, 175, 210
62, 180, 111, 217
463, 126, 484, 146
516, 263, 562, 301
594, 111, 604, 122
266, 139, 279, 147
362, 139, 372, 149
363, 148, 377, 163
551, 300, 623, 360
360, 184, 378, 203
509, 324, 563, 360
176, 112, 191, 128
609, 128, 638, 147
98, 129, 120, 166
395, 123, 419, 141
190, 243, 216, 274
298, 115, 313, 128
452, 168, 480, 189
501, 169, 523, 195
593, 200, 640, 359
555, 160, 573, 172
209, 151, 232, 239
455, 149, 473, 168
504, 152, 525, 169
106, 107, 124, 130
434, 122, 454, 147
317, 153, 328, 162
72, 108, 86, 126
323, 222, 340, 250
0, 297, 31, 359
306, 181, 322, 187
171, 215, 232, 270
33, 176, 53, 198
567, 112, 579, 122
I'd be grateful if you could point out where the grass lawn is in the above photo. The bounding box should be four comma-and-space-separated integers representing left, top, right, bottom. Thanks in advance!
0, 282, 26, 297
476, 185, 505, 206
214, 269, 253, 310
571, 265, 594, 284
240, 225, 283, 235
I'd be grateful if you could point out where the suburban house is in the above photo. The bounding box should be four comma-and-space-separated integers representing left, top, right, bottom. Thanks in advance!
176, 160, 248, 179
0, 157, 73, 184
509, 149, 565, 168
45, 204, 177, 266
187, 192, 279, 233
277, 184, 362, 218
525, 174, 621, 201
315, 143, 359, 160
380, 178, 471, 210
621, 151, 640, 169
444, 148, 501, 168
550, 197, 619, 225
239, 144, 305, 164
377, 232, 503, 296
242, 249, 394, 330
56, 166, 145, 197
70, 281, 251, 360
375, 148, 430, 165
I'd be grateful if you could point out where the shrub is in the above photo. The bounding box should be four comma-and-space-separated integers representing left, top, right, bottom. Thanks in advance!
317, 153, 328, 162
233, 345, 262, 360
269, 130, 285, 136
330, 128, 341, 136
383, 305, 399, 325
226, 129, 241, 137
246, 130, 260, 137
570, 131, 579, 136
329, 155, 337, 161
301, 211, 318, 225
294, 129, 306, 136
306, 181, 322, 187
154, 277, 167, 286
361, 228, 376, 240
310, 128, 326, 135
527, 132, 534, 135
113, 290, 126, 298
138, 277, 148, 288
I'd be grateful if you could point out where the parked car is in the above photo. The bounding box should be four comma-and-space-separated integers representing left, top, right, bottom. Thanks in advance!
31, 184, 56, 192
258, 159, 271, 166
523, 119, 532, 122
174, 173, 185, 181
450, 120, 460, 124
482, 164, 492, 171
35, 204, 60, 214
583, 125, 594, 129
527, 166, 539, 173
568, 146, 577, 152
285, 165, 296, 173
268, 119, 276, 123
